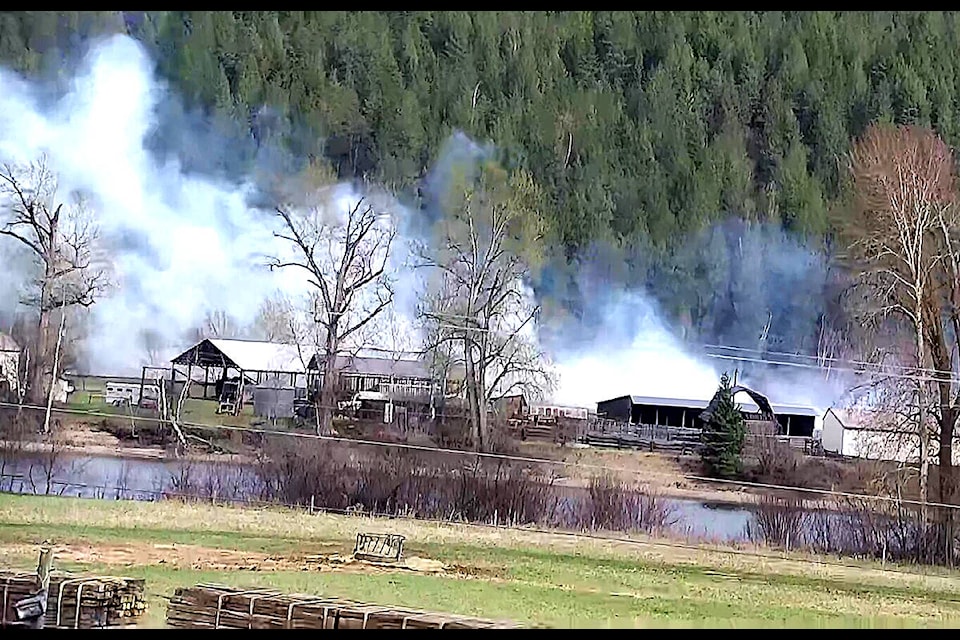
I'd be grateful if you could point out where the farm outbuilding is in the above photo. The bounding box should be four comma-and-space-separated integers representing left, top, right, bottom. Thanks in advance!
817, 407, 960, 464
596, 393, 820, 437
307, 351, 451, 400
0, 332, 20, 394
156, 339, 462, 420
154, 338, 312, 416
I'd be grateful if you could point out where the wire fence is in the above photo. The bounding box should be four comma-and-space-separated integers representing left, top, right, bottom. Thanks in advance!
0, 399, 956, 512
3, 471, 960, 584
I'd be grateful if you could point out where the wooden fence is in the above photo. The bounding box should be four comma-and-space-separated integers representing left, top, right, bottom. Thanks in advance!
578, 417, 818, 456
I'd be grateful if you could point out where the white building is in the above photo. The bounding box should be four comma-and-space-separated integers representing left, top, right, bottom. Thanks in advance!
0, 332, 20, 393
531, 404, 592, 421
821, 407, 960, 465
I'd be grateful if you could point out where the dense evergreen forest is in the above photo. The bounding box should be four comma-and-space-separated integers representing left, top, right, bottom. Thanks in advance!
0, 11, 954, 354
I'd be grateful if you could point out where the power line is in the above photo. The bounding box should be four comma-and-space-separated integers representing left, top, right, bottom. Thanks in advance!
2, 400, 959, 512
700, 342, 955, 379
701, 351, 960, 386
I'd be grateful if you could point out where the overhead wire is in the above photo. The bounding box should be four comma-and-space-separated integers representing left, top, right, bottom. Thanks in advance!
2, 473, 958, 585
2, 400, 959, 512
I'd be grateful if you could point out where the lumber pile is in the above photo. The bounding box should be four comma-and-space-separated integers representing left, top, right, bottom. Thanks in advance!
0, 570, 147, 628
166, 584, 522, 629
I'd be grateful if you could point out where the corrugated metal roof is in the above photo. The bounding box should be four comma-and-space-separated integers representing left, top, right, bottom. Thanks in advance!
338, 355, 430, 378
175, 339, 442, 379
207, 339, 309, 373
827, 407, 906, 432
598, 394, 820, 417
0, 332, 19, 352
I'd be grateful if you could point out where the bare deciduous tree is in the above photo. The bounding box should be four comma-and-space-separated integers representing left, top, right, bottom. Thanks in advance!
841, 124, 959, 556
418, 164, 555, 452
0, 156, 108, 404
251, 293, 299, 344
183, 309, 246, 345
270, 191, 396, 434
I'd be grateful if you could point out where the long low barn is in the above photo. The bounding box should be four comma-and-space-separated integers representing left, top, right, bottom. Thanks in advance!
596, 394, 821, 437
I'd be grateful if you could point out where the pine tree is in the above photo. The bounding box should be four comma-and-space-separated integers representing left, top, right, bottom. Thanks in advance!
701, 372, 746, 479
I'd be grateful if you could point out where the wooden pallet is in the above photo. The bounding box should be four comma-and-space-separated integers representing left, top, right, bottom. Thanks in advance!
166, 584, 523, 629
0, 570, 147, 629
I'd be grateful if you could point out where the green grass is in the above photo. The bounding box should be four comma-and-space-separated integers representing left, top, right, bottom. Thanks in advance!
62, 394, 256, 428
3, 494, 960, 628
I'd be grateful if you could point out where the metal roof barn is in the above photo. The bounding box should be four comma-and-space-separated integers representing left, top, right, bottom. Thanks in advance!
597, 394, 820, 436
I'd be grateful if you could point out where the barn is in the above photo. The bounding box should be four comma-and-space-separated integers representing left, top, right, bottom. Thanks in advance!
160, 338, 461, 420
596, 394, 820, 437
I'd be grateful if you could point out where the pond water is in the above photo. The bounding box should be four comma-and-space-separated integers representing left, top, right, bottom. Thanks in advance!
0, 451, 759, 541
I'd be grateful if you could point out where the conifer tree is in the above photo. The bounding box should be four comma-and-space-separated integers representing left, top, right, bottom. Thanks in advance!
701, 372, 746, 479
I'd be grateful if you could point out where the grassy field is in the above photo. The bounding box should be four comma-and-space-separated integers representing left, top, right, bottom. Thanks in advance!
64, 394, 256, 428
2, 495, 960, 628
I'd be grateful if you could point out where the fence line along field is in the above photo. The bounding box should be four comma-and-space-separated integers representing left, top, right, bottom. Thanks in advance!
3, 494, 960, 628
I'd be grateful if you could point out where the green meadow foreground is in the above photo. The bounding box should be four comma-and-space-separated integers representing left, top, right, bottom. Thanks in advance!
2, 495, 960, 628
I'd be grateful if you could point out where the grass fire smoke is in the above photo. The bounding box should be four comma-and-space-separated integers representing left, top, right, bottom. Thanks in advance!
0, 33, 851, 414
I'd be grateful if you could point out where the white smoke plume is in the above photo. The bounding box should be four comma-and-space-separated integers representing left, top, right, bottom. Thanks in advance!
0, 34, 855, 417
550, 292, 722, 408
0, 35, 399, 375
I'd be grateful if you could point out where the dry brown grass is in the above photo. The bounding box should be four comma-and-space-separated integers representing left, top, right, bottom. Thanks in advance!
3, 494, 960, 595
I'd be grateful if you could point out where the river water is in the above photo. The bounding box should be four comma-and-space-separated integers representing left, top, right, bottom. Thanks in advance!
0, 451, 756, 541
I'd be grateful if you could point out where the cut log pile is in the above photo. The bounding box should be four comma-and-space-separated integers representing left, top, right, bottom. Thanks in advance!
0, 570, 147, 628
166, 584, 522, 629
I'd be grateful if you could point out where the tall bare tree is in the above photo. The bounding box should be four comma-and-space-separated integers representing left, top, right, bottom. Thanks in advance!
270, 191, 395, 434
0, 156, 108, 404
418, 163, 555, 452
841, 124, 959, 557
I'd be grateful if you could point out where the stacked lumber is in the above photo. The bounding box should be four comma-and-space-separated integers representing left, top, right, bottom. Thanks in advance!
0, 570, 147, 628
166, 584, 521, 629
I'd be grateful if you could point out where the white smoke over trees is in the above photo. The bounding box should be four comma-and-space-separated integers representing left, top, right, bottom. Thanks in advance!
0, 34, 310, 376
0, 30, 865, 420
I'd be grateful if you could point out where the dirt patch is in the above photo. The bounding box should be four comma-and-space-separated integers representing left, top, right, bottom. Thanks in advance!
59, 425, 124, 449
0, 542, 494, 579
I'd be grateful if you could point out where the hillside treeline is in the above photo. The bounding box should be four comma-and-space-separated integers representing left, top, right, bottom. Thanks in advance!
1, 11, 956, 351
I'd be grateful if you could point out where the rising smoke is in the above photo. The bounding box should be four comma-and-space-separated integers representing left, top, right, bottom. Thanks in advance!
0, 35, 346, 375
0, 33, 852, 411
536, 220, 851, 411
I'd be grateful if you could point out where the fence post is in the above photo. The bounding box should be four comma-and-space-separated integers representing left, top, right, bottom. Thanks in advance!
310, 495, 315, 515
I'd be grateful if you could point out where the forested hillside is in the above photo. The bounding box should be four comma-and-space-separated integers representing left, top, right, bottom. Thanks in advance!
0, 11, 956, 352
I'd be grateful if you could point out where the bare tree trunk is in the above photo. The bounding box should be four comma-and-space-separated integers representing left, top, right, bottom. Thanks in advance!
42, 297, 66, 435
319, 324, 339, 436
914, 307, 930, 555
29, 276, 52, 405
939, 403, 956, 565
464, 339, 482, 451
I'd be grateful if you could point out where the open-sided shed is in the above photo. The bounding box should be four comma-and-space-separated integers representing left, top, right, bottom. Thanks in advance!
145, 338, 312, 414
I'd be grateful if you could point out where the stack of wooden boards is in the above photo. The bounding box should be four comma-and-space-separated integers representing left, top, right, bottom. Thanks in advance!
0, 570, 148, 628
167, 584, 522, 629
